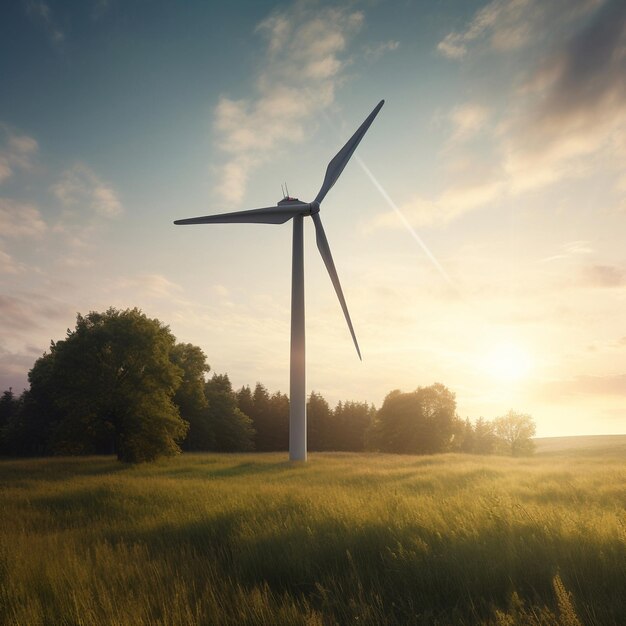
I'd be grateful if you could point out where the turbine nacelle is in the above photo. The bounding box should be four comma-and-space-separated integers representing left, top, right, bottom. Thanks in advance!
276, 197, 320, 217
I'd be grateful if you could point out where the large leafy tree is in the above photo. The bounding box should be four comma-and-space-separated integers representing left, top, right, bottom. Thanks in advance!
369, 383, 457, 454
28, 308, 188, 462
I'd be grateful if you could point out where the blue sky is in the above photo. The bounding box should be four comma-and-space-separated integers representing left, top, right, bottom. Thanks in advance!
1, 0, 625, 436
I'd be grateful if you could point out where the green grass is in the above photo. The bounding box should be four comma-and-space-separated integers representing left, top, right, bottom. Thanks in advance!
1, 444, 625, 625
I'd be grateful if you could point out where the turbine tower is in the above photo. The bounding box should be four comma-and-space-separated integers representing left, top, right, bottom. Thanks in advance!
175, 100, 384, 461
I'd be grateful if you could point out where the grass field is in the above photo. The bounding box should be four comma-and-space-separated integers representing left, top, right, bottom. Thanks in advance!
1, 441, 625, 625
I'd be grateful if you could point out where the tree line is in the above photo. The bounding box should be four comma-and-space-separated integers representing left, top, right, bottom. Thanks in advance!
0, 308, 536, 462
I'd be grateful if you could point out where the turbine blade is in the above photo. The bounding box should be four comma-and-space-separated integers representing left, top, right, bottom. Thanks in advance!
174, 205, 304, 225
314, 100, 384, 205
311, 212, 362, 360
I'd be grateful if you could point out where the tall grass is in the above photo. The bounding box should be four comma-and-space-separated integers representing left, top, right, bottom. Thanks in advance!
1, 449, 624, 624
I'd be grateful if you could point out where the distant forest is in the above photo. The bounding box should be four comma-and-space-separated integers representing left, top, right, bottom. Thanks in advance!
0, 308, 535, 462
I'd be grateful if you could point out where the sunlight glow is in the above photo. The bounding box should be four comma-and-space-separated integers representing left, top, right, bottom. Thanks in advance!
483, 342, 533, 382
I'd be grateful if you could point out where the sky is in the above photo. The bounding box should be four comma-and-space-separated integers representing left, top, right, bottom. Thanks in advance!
1, 0, 625, 437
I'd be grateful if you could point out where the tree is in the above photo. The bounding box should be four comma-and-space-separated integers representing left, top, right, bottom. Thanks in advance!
307, 391, 332, 451
250, 382, 272, 450
473, 417, 497, 454
267, 390, 289, 450
0, 388, 18, 453
240, 383, 288, 451
493, 410, 536, 456
368, 383, 457, 454
204, 374, 255, 451
447, 416, 470, 452
27, 308, 188, 462
236, 385, 254, 421
333, 400, 375, 451
171, 343, 211, 450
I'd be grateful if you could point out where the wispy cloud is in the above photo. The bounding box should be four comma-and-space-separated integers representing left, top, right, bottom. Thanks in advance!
368, 177, 504, 230
374, 0, 626, 232
363, 40, 400, 62
580, 264, 626, 288
0, 198, 46, 238
437, 0, 626, 195
447, 103, 490, 145
0, 347, 41, 392
0, 292, 70, 332
0, 126, 39, 184
109, 273, 184, 300
24, 0, 65, 45
52, 163, 123, 217
47, 163, 123, 262
0, 248, 23, 274
541, 240, 593, 263
213, 4, 365, 204
502, 0, 626, 193
437, 0, 601, 59
0, 289, 74, 391
537, 373, 626, 399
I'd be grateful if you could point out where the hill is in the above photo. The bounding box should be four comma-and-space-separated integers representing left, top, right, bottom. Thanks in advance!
534, 433, 626, 455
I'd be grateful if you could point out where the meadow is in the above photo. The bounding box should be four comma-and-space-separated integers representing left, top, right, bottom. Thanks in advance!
1, 439, 625, 625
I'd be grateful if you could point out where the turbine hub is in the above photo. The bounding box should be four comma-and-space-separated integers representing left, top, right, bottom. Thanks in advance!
309, 201, 320, 215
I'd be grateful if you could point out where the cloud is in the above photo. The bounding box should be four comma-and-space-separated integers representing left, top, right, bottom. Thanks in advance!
402, 0, 626, 230
24, 0, 65, 45
0, 249, 23, 274
0, 293, 70, 332
0, 198, 46, 238
52, 163, 123, 217
580, 264, 626, 288
538, 373, 626, 399
502, 0, 626, 192
213, 4, 365, 204
0, 126, 39, 184
0, 304, 74, 391
447, 103, 490, 145
109, 274, 184, 300
0, 348, 38, 393
368, 177, 504, 230
48, 164, 122, 259
436, 0, 601, 59
541, 240, 593, 262
363, 40, 400, 62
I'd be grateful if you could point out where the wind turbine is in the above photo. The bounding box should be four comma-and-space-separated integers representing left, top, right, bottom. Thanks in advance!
174, 100, 384, 461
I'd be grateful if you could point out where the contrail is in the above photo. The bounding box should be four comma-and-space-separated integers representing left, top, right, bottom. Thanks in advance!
355, 156, 456, 289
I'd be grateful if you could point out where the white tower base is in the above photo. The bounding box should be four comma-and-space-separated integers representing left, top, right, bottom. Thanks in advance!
289, 215, 306, 461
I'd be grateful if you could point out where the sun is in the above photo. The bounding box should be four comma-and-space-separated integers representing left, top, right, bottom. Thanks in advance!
483, 342, 532, 382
